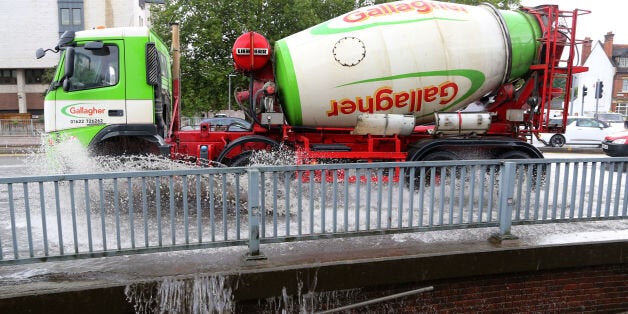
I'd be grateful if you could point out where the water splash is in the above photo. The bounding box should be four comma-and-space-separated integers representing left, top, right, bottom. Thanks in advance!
261, 286, 363, 313
125, 275, 234, 314
124, 271, 365, 313
248, 144, 296, 166
23, 135, 202, 176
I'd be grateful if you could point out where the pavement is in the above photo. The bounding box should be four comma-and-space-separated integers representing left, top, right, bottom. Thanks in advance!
0, 136, 44, 154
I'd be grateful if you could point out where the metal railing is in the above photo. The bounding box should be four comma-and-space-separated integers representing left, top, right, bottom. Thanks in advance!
0, 119, 44, 136
1, 157, 627, 264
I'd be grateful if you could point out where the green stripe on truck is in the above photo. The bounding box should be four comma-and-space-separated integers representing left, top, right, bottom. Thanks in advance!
274, 39, 302, 126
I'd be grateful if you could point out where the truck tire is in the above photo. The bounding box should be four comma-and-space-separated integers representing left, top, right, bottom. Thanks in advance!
497, 150, 531, 160
216, 135, 281, 166
496, 150, 546, 187
420, 150, 460, 161
229, 151, 254, 167
406, 150, 459, 187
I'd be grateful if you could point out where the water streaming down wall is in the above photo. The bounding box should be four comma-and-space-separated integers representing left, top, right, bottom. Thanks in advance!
124, 273, 376, 313
125, 275, 234, 314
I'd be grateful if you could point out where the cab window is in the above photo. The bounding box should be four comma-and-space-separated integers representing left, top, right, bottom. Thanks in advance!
68, 45, 118, 91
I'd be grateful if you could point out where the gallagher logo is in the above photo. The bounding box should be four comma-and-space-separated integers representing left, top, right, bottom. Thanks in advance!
343, 1, 468, 23
61, 104, 106, 118
310, 0, 468, 35
326, 69, 486, 117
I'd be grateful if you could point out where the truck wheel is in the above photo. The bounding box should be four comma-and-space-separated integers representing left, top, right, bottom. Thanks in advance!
230, 151, 254, 167
406, 150, 459, 187
421, 150, 459, 161
549, 134, 565, 147
497, 150, 531, 160
216, 136, 282, 166
497, 150, 546, 186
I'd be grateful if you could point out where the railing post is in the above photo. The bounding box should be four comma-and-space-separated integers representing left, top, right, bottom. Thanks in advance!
490, 161, 519, 244
246, 168, 266, 260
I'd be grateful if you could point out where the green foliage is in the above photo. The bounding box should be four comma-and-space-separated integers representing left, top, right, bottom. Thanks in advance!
42, 67, 57, 83
151, 0, 520, 115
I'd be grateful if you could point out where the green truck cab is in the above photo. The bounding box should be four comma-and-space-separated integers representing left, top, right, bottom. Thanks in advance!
37, 27, 172, 155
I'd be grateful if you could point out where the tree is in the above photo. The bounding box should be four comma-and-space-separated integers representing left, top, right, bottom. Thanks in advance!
151, 0, 521, 115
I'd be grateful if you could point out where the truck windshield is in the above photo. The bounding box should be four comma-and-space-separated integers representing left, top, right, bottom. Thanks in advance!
68, 45, 118, 91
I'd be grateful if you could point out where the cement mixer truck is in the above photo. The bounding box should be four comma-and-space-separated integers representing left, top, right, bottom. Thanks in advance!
37, 0, 589, 166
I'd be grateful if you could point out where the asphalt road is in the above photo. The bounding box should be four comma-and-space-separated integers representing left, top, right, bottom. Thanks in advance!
0, 155, 31, 177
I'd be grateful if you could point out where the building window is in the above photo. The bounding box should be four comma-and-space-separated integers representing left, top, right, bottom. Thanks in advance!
618, 57, 628, 68
58, 1, 84, 35
60, 8, 70, 25
623, 79, 628, 92
60, 8, 82, 26
25, 69, 45, 84
72, 8, 82, 25
616, 103, 628, 117
0, 69, 17, 84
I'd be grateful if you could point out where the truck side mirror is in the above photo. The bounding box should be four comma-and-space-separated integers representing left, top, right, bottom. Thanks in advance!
62, 47, 75, 92
64, 47, 75, 79
62, 78, 72, 92
36, 48, 45, 59
58, 30, 76, 48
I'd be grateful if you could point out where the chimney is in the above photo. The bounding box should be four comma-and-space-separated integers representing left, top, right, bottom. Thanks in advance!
581, 37, 592, 65
603, 32, 614, 57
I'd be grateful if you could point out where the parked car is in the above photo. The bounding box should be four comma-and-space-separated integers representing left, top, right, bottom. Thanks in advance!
602, 130, 628, 157
180, 116, 252, 132
539, 117, 614, 147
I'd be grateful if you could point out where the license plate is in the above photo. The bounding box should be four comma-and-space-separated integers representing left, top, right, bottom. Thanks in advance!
602, 144, 608, 150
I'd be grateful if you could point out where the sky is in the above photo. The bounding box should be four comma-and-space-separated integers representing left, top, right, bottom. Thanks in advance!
519, 0, 627, 44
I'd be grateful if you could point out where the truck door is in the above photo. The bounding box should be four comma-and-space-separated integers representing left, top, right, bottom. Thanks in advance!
52, 40, 126, 132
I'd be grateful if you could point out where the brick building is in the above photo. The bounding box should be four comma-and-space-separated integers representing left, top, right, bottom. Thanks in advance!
604, 33, 628, 118
0, 0, 161, 118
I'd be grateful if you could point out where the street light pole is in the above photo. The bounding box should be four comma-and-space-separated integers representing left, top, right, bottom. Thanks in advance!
581, 84, 588, 116
228, 73, 236, 112
595, 79, 600, 115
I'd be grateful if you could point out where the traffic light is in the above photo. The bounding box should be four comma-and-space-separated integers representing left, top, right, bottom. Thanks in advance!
583, 86, 588, 97
595, 81, 604, 99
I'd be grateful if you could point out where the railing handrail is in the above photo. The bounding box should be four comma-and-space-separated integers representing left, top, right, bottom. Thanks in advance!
4, 157, 627, 184
0, 119, 44, 136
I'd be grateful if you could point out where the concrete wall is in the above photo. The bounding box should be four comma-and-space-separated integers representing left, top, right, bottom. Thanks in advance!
0, 241, 625, 313
0, 0, 59, 69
